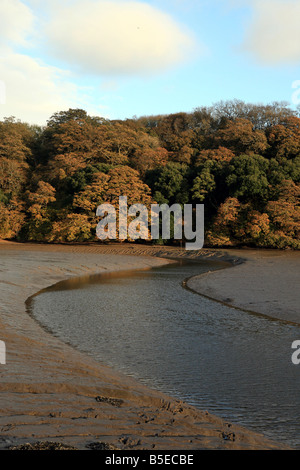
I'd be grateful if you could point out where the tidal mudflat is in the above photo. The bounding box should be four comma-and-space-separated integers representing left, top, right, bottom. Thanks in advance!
0, 241, 296, 450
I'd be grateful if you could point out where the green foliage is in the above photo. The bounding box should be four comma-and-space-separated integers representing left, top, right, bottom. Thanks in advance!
225, 154, 270, 206
192, 162, 216, 203
65, 163, 114, 195
145, 162, 190, 205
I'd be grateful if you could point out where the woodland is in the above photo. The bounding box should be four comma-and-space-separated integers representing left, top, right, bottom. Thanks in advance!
0, 100, 299, 249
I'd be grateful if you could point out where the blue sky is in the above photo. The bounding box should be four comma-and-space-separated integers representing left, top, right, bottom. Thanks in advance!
0, 0, 300, 125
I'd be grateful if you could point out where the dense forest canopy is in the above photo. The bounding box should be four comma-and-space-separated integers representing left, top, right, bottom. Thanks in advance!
0, 100, 299, 249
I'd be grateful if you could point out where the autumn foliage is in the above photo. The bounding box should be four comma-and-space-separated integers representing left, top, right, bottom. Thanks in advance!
0, 101, 299, 249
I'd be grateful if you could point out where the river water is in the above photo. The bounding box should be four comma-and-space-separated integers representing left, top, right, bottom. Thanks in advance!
27, 259, 300, 449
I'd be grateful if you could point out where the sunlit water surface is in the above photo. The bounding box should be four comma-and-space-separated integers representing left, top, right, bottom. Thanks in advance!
27, 260, 300, 448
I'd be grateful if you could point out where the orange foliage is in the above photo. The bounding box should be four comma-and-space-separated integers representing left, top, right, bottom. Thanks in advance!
267, 116, 300, 160
49, 213, 93, 243
195, 146, 235, 165
266, 180, 300, 240
0, 199, 25, 239
214, 118, 269, 154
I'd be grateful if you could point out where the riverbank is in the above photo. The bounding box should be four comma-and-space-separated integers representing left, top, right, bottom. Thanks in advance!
186, 247, 300, 326
0, 241, 293, 450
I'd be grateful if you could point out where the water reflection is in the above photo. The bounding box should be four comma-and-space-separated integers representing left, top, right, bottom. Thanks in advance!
27, 260, 300, 449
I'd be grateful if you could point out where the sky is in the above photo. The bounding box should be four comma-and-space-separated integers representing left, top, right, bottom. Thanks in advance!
0, 0, 300, 126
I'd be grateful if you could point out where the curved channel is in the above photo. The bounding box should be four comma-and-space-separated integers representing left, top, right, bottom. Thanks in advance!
26, 259, 300, 449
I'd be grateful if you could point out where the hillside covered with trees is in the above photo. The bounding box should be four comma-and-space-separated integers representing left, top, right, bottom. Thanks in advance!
0, 100, 299, 249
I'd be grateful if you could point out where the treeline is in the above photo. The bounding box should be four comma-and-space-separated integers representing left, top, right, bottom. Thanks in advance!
0, 100, 299, 249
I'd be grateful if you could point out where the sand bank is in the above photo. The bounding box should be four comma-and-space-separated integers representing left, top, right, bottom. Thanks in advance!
186, 248, 300, 326
0, 242, 292, 450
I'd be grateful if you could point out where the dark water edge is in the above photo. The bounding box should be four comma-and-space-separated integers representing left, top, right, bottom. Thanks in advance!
27, 259, 300, 449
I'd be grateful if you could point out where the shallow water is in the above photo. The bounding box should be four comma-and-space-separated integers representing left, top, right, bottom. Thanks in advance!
28, 260, 300, 448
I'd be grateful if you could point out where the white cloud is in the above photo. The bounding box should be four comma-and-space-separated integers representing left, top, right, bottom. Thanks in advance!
0, 0, 110, 125
0, 0, 199, 124
0, 0, 35, 46
0, 46, 106, 125
44, 0, 197, 76
242, 0, 300, 65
